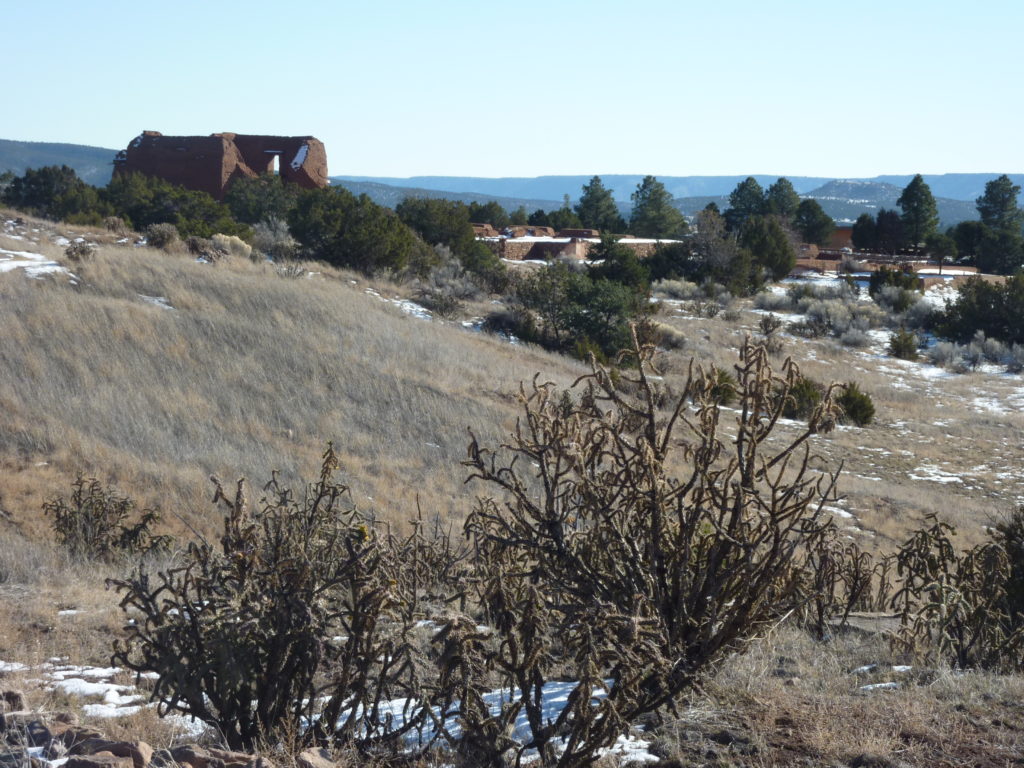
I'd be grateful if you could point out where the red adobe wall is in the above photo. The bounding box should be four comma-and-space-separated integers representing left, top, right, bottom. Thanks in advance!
113, 131, 328, 199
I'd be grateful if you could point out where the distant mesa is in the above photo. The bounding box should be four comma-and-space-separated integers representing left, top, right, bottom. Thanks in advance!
112, 131, 328, 200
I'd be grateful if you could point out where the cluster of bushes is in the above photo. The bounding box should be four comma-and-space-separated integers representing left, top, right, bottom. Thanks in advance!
645, 207, 796, 297
499, 243, 650, 360
754, 282, 891, 348
923, 331, 1024, 373
88, 341, 874, 765
1, 165, 249, 238
777, 374, 875, 427
31, 351, 1023, 768
36, 339, 1020, 767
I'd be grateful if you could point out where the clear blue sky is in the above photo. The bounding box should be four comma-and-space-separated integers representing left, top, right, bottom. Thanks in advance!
6, 0, 1023, 178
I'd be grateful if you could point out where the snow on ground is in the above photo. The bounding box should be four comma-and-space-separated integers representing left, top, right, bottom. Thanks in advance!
908, 464, 963, 484
363, 288, 431, 320
0, 654, 657, 764
138, 294, 173, 310
0, 247, 74, 280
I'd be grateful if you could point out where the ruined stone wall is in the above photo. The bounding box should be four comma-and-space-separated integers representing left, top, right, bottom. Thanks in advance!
113, 132, 328, 200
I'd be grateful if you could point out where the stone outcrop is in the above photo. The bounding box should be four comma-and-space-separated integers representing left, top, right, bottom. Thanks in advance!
113, 132, 328, 200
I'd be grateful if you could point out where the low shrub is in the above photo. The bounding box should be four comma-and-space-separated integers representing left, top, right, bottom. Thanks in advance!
839, 329, 871, 347
652, 278, 703, 301
837, 382, 875, 426
110, 446, 444, 752
212, 233, 253, 260
759, 312, 783, 337
753, 291, 792, 312
874, 284, 918, 313
44, 476, 170, 561
1007, 343, 1024, 373
63, 241, 95, 262
414, 288, 463, 318
104, 216, 129, 236
144, 222, 180, 250
888, 328, 919, 360
780, 375, 825, 420
927, 340, 961, 369
252, 217, 298, 261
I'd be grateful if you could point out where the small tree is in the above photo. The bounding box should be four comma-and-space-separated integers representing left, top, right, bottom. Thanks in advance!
888, 328, 919, 360
897, 174, 939, 247
976, 174, 1024, 234
765, 177, 801, 220
574, 175, 626, 232
628, 175, 688, 238
793, 199, 835, 246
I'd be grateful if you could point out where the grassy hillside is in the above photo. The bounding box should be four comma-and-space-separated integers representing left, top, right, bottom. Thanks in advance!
3, 210, 1024, 768
0, 210, 587, 537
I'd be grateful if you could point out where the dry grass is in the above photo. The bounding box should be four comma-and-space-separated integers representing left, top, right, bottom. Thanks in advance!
4, 211, 1024, 766
651, 296, 1024, 550
0, 211, 586, 539
664, 626, 1024, 767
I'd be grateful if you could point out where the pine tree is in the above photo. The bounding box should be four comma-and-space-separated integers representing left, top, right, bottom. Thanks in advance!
852, 213, 877, 251
740, 215, 796, 281
897, 174, 939, 246
976, 175, 1024, 234
574, 176, 626, 233
629, 176, 688, 239
765, 177, 801, 220
793, 199, 835, 246
724, 177, 766, 231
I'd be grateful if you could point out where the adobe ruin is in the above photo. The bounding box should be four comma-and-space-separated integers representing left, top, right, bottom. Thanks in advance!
112, 131, 328, 200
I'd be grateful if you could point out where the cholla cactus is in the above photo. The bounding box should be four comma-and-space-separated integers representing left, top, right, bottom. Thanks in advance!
457, 330, 843, 767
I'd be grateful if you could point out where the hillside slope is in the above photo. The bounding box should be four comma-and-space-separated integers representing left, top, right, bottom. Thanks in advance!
0, 139, 117, 186
0, 211, 587, 537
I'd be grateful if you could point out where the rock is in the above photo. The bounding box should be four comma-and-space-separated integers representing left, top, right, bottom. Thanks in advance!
206, 748, 254, 768
71, 740, 153, 768
296, 748, 335, 768
0, 691, 26, 712
708, 728, 749, 746
25, 720, 51, 747
849, 754, 895, 768
57, 727, 107, 750
0, 750, 29, 767
244, 759, 275, 768
171, 746, 225, 768
65, 755, 134, 768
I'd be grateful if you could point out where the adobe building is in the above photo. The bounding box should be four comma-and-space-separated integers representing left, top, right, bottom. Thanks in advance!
112, 131, 328, 200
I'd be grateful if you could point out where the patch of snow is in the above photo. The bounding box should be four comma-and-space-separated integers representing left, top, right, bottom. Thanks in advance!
823, 505, 853, 519
138, 294, 174, 310
860, 682, 899, 691
971, 396, 1009, 414
52, 678, 134, 699
0, 660, 28, 672
908, 464, 963, 484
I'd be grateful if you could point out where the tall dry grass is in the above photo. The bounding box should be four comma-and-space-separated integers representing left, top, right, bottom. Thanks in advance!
0, 216, 586, 538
